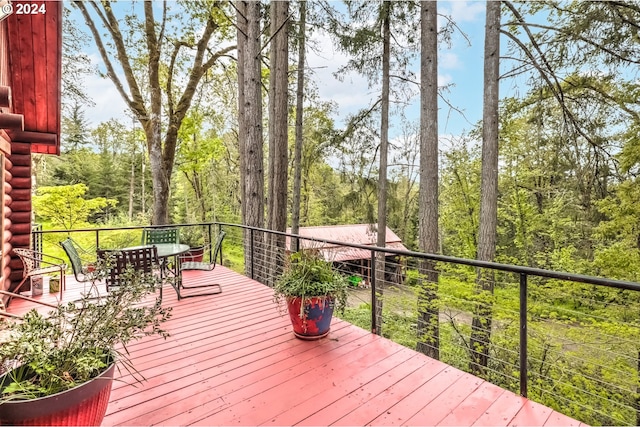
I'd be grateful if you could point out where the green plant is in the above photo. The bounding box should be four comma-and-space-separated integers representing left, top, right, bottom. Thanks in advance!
0, 262, 172, 402
180, 226, 206, 247
274, 251, 349, 315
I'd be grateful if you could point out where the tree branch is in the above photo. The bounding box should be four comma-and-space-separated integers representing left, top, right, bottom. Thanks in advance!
502, 20, 640, 66
72, 1, 148, 125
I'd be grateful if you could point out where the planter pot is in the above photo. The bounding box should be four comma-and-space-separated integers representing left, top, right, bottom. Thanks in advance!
184, 246, 205, 263
286, 296, 335, 340
0, 362, 115, 426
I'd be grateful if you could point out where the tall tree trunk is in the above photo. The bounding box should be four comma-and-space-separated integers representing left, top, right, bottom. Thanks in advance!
375, 3, 391, 336
236, 1, 249, 273
146, 127, 169, 225
416, 0, 440, 360
291, 0, 307, 253
267, 0, 289, 285
74, 1, 235, 227
143, 1, 169, 225
128, 154, 135, 221
141, 156, 146, 215
242, 1, 265, 281
470, 0, 501, 376
635, 350, 640, 426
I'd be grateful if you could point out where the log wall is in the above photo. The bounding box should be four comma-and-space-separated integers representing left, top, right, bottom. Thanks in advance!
7, 141, 31, 291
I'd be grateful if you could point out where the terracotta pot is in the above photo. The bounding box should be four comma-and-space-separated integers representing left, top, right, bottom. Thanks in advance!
0, 363, 115, 426
286, 296, 335, 340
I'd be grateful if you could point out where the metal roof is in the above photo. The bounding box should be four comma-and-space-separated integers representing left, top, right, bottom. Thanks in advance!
285, 224, 408, 262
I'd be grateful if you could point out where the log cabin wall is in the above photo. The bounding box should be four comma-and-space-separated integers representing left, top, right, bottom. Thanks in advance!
7, 143, 30, 290
0, 3, 63, 300
0, 18, 11, 296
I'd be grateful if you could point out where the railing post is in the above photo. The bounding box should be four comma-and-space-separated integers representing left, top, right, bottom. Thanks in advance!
250, 228, 255, 280
520, 273, 528, 398
208, 223, 213, 263
371, 250, 377, 335
95, 229, 100, 250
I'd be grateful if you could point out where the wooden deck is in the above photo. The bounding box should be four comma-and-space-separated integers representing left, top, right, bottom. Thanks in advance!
6, 267, 585, 426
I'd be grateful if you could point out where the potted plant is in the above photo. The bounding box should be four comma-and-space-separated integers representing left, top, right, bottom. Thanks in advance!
274, 252, 349, 340
0, 261, 172, 426
180, 227, 207, 262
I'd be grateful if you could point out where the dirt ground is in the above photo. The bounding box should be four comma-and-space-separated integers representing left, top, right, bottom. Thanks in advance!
346, 286, 473, 324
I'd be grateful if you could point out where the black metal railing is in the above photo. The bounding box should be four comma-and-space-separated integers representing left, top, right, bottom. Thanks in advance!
34, 222, 640, 426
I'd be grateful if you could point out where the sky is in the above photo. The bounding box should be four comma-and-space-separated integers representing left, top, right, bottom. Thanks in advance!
77, 1, 489, 142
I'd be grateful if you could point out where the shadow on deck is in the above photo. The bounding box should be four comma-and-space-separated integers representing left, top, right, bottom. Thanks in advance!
6, 266, 584, 426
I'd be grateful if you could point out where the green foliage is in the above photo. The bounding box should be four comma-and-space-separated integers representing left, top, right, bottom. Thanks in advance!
0, 264, 172, 401
33, 184, 118, 230
439, 139, 481, 259
274, 252, 349, 315
363, 266, 640, 425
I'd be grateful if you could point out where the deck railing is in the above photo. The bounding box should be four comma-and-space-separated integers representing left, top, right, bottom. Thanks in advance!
35, 222, 640, 426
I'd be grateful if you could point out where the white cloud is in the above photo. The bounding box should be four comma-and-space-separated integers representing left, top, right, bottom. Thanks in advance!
448, 1, 486, 23
78, 54, 130, 127
306, 30, 377, 122
82, 74, 129, 127
438, 73, 454, 87
440, 52, 461, 70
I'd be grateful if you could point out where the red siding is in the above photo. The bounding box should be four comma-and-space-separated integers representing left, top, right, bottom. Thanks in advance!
6, 1, 61, 154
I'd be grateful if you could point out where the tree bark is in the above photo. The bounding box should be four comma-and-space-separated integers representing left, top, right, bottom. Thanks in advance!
470, 0, 501, 376
73, 1, 234, 225
236, 0, 249, 272
291, 0, 307, 253
375, 3, 391, 336
267, 0, 289, 285
416, 0, 440, 360
128, 153, 135, 221
242, 1, 265, 280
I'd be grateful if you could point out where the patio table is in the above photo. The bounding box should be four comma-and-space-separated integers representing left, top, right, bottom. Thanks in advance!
122, 243, 190, 259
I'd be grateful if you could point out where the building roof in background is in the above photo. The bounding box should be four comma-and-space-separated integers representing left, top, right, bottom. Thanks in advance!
285, 224, 408, 262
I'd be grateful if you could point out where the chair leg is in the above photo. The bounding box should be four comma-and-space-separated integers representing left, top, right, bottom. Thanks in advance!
59, 272, 65, 301
6, 277, 29, 307
177, 283, 222, 300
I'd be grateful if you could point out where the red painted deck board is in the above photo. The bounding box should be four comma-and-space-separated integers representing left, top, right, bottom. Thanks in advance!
437, 381, 506, 426
6, 266, 586, 426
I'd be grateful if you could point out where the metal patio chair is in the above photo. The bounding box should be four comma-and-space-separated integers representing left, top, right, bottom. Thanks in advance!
142, 227, 180, 245
97, 246, 163, 301
0, 290, 58, 319
175, 231, 226, 300
60, 238, 98, 285
142, 227, 180, 273
10, 248, 67, 307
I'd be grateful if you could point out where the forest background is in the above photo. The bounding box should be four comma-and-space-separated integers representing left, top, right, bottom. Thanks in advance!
35, 0, 640, 283
26, 2, 640, 424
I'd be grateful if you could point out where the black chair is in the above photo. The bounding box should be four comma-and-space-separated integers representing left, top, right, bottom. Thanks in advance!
175, 231, 226, 300
97, 246, 163, 301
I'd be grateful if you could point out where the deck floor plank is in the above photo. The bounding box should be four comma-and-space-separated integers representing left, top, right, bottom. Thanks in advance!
260, 346, 419, 426
368, 366, 466, 426
330, 357, 448, 426
471, 389, 529, 426
437, 381, 506, 426
230, 336, 408, 425
6, 266, 585, 426
404, 373, 484, 426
